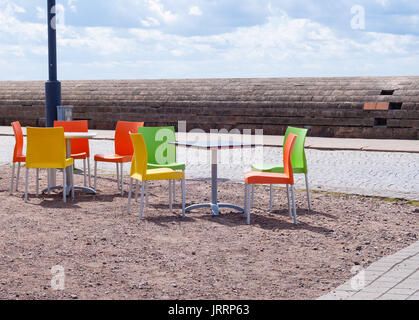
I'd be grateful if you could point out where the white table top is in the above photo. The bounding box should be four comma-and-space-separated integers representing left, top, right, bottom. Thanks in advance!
171, 140, 259, 150
64, 132, 97, 139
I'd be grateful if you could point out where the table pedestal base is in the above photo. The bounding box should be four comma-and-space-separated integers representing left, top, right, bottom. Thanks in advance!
42, 185, 96, 195
186, 203, 244, 216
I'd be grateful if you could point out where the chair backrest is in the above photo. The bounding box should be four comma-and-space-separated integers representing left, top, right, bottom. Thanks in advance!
11, 121, 24, 162
284, 127, 308, 172
283, 133, 297, 185
115, 121, 144, 156
54, 120, 89, 157
26, 127, 67, 169
137, 126, 176, 165
130, 133, 148, 180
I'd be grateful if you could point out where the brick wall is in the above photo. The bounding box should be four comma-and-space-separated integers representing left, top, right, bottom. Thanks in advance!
0, 77, 418, 139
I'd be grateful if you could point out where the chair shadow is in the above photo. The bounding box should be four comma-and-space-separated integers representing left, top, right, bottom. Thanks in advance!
190, 208, 335, 234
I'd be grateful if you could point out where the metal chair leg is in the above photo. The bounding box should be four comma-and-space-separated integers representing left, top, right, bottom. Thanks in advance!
47, 169, 51, 195
94, 161, 97, 191
173, 180, 176, 202
71, 166, 75, 199
269, 184, 273, 212
169, 180, 173, 213
87, 157, 91, 188
244, 183, 248, 217
291, 185, 298, 225
246, 184, 252, 225
116, 163, 120, 190
135, 180, 139, 202
24, 168, 29, 203
251, 184, 255, 208
139, 181, 145, 221
145, 181, 149, 207
286, 184, 292, 218
305, 173, 312, 212
36, 168, 39, 197
10, 162, 15, 195
120, 163, 124, 196
127, 178, 133, 214
83, 158, 87, 187
63, 169, 67, 203
181, 179, 186, 218
16, 163, 21, 192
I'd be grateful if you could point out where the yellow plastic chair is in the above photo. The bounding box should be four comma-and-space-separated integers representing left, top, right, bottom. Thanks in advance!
127, 133, 186, 220
25, 127, 74, 203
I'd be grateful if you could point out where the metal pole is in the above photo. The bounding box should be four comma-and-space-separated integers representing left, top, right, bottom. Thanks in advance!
45, 0, 61, 128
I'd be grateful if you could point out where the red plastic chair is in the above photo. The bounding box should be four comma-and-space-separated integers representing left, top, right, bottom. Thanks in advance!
54, 120, 91, 187
10, 121, 26, 194
94, 121, 144, 195
244, 134, 298, 225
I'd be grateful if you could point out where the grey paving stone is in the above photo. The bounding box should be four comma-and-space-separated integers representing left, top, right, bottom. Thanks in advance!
377, 294, 409, 300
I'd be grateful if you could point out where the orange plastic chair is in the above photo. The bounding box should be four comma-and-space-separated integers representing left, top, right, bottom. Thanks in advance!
54, 120, 91, 187
244, 134, 298, 225
94, 121, 144, 195
10, 121, 26, 194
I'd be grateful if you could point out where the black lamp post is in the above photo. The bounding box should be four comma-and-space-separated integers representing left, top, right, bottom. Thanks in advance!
45, 0, 61, 127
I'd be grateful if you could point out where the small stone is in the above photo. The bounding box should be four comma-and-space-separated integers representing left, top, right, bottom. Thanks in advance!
71, 294, 78, 299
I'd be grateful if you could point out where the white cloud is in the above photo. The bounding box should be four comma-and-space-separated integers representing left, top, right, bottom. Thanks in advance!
141, 17, 161, 28
145, 0, 177, 24
188, 6, 202, 16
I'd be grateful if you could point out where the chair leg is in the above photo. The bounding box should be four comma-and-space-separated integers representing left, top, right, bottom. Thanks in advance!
120, 163, 124, 196
169, 180, 173, 213
251, 184, 255, 208
10, 162, 15, 195
127, 178, 133, 214
145, 181, 149, 207
36, 168, 39, 197
181, 179, 186, 218
139, 181, 145, 221
47, 169, 51, 195
305, 173, 312, 212
87, 157, 91, 188
269, 184, 273, 212
116, 163, 120, 190
24, 168, 29, 203
16, 163, 21, 192
246, 184, 251, 225
135, 180, 139, 202
83, 158, 87, 187
173, 180, 176, 202
94, 161, 98, 191
286, 184, 292, 218
291, 185, 298, 225
244, 183, 248, 217
71, 166, 75, 199
63, 168, 67, 203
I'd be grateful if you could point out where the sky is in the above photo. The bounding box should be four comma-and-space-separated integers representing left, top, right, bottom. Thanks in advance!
0, 0, 418, 80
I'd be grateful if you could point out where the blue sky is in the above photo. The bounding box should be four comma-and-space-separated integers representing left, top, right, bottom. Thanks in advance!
0, 0, 418, 80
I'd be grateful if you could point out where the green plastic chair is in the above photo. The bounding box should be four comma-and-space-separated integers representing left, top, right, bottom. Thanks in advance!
137, 126, 186, 205
251, 127, 311, 211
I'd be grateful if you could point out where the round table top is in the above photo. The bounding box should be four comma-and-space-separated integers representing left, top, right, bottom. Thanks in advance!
64, 132, 97, 139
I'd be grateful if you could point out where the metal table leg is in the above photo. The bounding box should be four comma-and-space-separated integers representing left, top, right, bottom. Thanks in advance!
186, 148, 244, 216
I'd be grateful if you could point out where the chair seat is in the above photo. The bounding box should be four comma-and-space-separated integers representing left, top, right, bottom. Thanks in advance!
94, 154, 132, 163
26, 158, 74, 169
132, 168, 185, 182
245, 171, 292, 185
251, 163, 306, 174
71, 152, 88, 160
147, 162, 186, 171
14, 155, 26, 163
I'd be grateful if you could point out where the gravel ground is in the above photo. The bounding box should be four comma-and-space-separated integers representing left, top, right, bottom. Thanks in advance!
0, 164, 417, 300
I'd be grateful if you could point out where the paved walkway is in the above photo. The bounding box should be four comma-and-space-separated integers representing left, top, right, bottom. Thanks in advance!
319, 241, 419, 300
